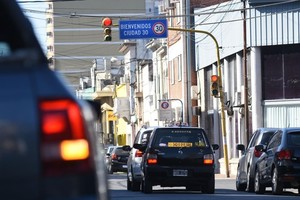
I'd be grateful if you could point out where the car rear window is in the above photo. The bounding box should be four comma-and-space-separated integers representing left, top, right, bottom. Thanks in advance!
153, 128, 208, 148
140, 130, 152, 144
288, 132, 300, 146
114, 148, 130, 155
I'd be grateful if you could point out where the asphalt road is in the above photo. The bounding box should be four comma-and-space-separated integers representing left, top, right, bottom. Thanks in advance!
108, 173, 299, 200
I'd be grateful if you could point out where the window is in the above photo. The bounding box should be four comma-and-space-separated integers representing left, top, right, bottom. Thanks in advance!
268, 131, 282, 149
177, 55, 182, 81
170, 60, 174, 84
0, 42, 10, 56
262, 44, 300, 100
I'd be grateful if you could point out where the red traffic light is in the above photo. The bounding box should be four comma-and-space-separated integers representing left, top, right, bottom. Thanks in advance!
211, 75, 220, 97
211, 75, 219, 82
102, 17, 112, 27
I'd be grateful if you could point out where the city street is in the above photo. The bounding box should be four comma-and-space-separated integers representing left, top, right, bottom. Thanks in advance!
108, 173, 299, 200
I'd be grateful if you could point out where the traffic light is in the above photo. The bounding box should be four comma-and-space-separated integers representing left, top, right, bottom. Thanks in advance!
102, 17, 112, 41
211, 75, 220, 97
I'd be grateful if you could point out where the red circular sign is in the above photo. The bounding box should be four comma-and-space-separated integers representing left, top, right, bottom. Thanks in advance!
161, 101, 169, 109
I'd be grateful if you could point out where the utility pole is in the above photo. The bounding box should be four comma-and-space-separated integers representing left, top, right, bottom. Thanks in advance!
168, 27, 230, 178
242, 0, 250, 143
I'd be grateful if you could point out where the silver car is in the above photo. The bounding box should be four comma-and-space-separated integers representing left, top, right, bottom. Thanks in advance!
236, 128, 277, 192
126, 126, 157, 191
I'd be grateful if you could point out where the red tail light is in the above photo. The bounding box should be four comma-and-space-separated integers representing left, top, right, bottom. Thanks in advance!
254, 148, 262, 157
39, 99, 93, 176
111, 153, 117, 160
277, 149, 292, 160
135, 150, 143, 157
203, 154, 214, 165
146, 153, 158, 165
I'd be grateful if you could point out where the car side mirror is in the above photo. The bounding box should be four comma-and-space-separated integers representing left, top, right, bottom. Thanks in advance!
212, 144, 219, 150
236, 144, 245, 152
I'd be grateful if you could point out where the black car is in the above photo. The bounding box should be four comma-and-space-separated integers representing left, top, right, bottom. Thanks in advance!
0, 1, 108, 199
134, 127, 219, 194
107, 146, 130, 174
254, 128, 300, 195
235, 128, 277, 192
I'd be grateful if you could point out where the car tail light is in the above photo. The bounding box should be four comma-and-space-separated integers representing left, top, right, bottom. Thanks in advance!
111, 153, 117, 160
135, 150, 143, 157
203, 154, 214, 165
39, 99, 93, 176
146, 153, 157, 165
277, 149, 292, 160
254, 148, 262, 157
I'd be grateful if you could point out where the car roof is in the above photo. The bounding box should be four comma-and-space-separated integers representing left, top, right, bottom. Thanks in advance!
0, 1, 46, 65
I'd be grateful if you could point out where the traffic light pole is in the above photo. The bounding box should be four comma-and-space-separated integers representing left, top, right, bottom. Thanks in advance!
168, 27, 230, 178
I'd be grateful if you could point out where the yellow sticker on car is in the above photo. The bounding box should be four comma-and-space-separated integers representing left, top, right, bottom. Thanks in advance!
167, 142, 193, 147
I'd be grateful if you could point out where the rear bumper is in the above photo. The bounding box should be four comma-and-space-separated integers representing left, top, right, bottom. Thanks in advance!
145, 165, 214, 187
111, 161, 128, 172
42, 172, 101, 199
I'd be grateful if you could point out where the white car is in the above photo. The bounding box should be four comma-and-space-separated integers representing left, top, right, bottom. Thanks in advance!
126, 126, 158, 191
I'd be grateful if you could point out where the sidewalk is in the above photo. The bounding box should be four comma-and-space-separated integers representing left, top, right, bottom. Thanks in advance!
215, 173, 236, 179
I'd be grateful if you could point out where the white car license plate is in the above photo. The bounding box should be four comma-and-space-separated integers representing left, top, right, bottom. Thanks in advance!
122, 165, 127, 168
173, 169, 188, 176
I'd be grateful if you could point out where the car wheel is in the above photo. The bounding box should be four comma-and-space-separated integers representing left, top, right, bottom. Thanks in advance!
108, 165, 113, 174
254, 169, 265, 194
272, 168, 283, 195
246, 168, 254, 192
236, 174, 246, 191
202, 176, 215, 194
131, 178, 140, 191
127, 176, 132, 191
142, 176, 152, 194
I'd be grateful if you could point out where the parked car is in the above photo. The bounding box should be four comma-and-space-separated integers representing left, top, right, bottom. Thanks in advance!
105, 145, 118, 169
107, 146, 130, 174
134, 127, 219, 194
235, 128, 277, 192
254, 127, 300, 195
0, 1, 108, 199
126, 126, 157, 191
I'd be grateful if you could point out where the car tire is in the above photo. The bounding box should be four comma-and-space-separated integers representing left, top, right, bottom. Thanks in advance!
131, 178, 140, 191
272, 168, 283, 195
108, 165, 113, 174
246, 168, 254, 192
127, 176, 132, 191
201, 176, 215, 194
254, 170, 265, 194
236, 174, 247, 191
142, 176, 152, 194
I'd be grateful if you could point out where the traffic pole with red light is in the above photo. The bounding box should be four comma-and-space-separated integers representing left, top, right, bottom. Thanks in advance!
211, 75, 220, 98
168, 27, 230, 178
101, 17, 112, 41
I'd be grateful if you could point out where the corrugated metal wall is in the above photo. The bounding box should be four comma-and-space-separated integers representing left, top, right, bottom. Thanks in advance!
249, 1, 300, 46
264, 100, 300, 128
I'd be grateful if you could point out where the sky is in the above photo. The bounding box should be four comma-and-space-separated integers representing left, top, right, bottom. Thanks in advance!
18, 0, 47, 52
